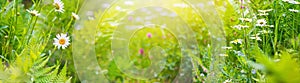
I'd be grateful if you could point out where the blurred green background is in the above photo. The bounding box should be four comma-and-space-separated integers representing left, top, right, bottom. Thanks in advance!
0, 0, 300, 83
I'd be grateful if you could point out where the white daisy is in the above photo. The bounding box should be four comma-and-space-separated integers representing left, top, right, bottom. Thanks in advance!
239, 18, 252, 22
232, 25, 249, 30
223, 79, 232, 83
53, 33, 70, 49
222, 46, 233, 50
219, 54, 228, 57
250, 33, 262, 41
257, 13, 269, 16
53, 0, 64, 13
258, 9, 273, 13
282, 0, 290, 2
256, 19, 267, 27
230, 39, 243, 44
26, 9, 40, 16
124, 1, 134, 5
283, 0, 300, 4
267, 25, 274, 28
259, 30, 272, 34
289, 9, 299, 13
71, 12, 80, 20
232, 25, 242, 30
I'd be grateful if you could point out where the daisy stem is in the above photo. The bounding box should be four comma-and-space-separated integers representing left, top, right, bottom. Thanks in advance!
26, 0, 42, 44
292, 13, 295, 49
45, 9, 55, 22
60, 49, 63, 62
273, 15, 281, 55
26, 16, 38, 44
65, 18, 73, 33
76, 0, 80, 13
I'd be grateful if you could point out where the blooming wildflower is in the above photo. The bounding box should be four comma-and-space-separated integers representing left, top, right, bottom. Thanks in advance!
274, 59, 280, 62
257, 13, 269, 16
232, 25, 249, 30
289, 9, 299, 13
259, 30, 272, 34
53, 33, 70, 49
53, 0, 64, 13
71, 12, 80, 20
258, 9, 273, 13
250, 33, 262, 41
230, 39, 243, 44
239, 18, 252, 22
257, 9, 272, 16
283, 0, 300, 4
251, 69, 257, 74
256, 19, 267, 27
282, 0, 289, 2
232, 25, 242, 30
234, 50, 245, 56
222, 46, 233, 50
124, 1, 134, 5
147, 33, 152, 38
219, 54, 228, 57
240, 69, 246, 74
26, 9, 40, 16
139, 48, 144, 55
4, 35, 8, 38
267, 25, 274, 28
200, 73, 205, 77
223, 79, 232, 83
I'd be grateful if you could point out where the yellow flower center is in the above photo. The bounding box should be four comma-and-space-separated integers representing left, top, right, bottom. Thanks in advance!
260, 22, 264, 25
59, 39, 66, 45
54, 3, 60, 10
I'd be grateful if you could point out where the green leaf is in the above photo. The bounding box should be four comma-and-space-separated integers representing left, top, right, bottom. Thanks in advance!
0, 26, 8, 29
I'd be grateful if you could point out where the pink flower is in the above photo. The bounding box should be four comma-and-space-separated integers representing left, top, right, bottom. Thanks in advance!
147, 33, 152, 38
139, 48, 144, 55
128, 16, 133, 21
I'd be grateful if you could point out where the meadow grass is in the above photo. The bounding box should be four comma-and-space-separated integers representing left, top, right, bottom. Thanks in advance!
0, 0, 300, 82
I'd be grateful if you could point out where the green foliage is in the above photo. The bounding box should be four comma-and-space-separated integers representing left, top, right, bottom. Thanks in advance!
249, 46, 300, 83
0, 53, 70, 83
0, 0, 300, 82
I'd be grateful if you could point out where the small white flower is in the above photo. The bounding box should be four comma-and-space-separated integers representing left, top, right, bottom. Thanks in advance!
53, 33, 70, 49
222, 46, 233, 50
200, 73, 205, 77
234, 50, 245, 56
232, 25, 242, 30
282, 0, 290, 2
258, 9, 273, 13
223, 79, 232, 83
257, 9, 272, 16
115, 6, 125, 11
219, 54, 228, 57
289, 9, 299, 13
230, 39, 243, 44
53, 0, 64, 13
256, 19, 267, 27
239, 18, 252, 22
26, 9, 40, 16
267, 25, 274, 27
283, 0, 300, 4
250, 33, 262, 41
259, 30, 272, 34
274, 59, 280, 62
72, 12, 80, 20
124, 1, 134, 5
257, 13, 269, 16
232, 25, 249, 30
